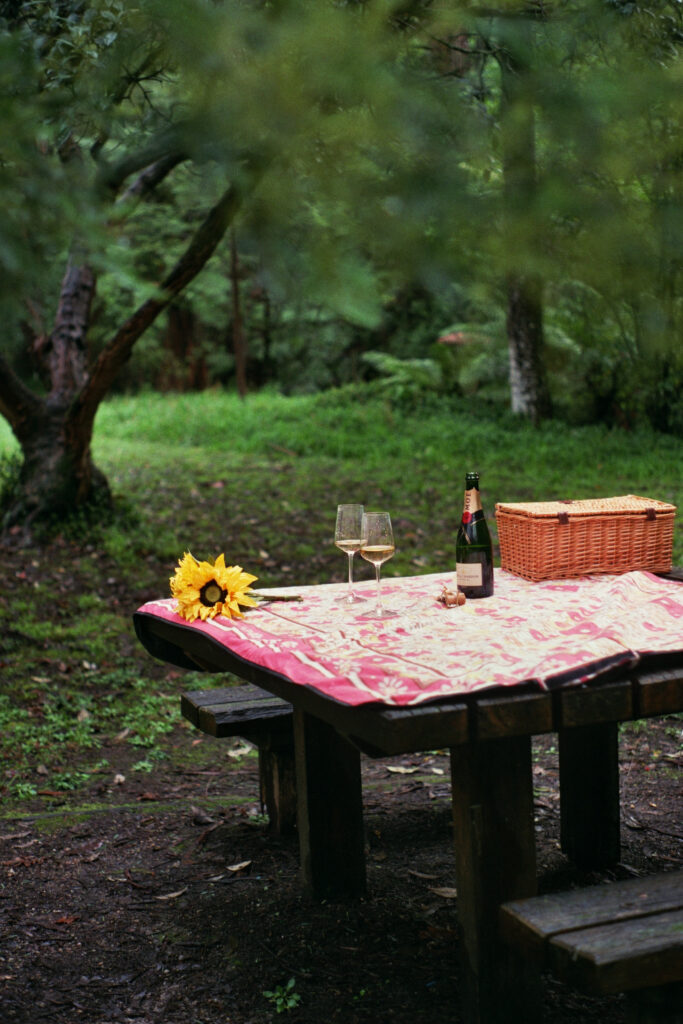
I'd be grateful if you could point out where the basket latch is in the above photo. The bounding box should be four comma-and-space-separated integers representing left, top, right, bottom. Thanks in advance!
646, 507, 657, 521
558, 512, 570, 525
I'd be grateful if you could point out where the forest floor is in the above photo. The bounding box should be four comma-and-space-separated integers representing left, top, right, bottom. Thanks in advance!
0, 475, 681, 1024
1, 711, 681, 1024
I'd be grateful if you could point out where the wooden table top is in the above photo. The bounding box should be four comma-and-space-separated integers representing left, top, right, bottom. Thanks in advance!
134, 606, 683, 756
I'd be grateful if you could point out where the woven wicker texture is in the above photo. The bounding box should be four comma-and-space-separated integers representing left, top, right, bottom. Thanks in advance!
495, 495, 676, 581
495, 494, 676, 519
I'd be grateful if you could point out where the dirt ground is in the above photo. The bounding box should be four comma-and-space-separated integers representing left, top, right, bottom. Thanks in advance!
1, 712, 681, 1024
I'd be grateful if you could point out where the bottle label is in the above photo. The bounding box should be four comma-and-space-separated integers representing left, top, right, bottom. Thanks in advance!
461, 487, 483, 525
456, 562, 483, 587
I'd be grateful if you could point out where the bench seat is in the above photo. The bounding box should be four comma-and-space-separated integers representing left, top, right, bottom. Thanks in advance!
181, 684, 295, 834
500, 870, 683, 1022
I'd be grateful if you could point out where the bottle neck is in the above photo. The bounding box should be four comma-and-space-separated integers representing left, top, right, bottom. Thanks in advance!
462, 486, 483, 522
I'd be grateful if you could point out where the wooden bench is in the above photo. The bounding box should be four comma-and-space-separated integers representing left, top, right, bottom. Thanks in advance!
181, 684, 296, 835
500, 870, 683, 1022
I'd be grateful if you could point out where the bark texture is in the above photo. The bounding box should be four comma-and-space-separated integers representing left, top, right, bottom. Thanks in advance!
506, 275, 552, 423
500, 38, 552, 423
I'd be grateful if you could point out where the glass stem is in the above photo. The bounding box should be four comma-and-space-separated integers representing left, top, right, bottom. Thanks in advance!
375, 565, 382, 616
347, 551, 354, 600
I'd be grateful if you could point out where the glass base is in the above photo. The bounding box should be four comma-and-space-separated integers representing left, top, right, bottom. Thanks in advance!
356, 607, 398, 620
334, 591, 366, 604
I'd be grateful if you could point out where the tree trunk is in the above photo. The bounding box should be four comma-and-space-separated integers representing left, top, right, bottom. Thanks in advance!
500, 39, 552, 423
230, 231, 248, 398
5, 403, 110, 531
1, 182, 247, 535
161, 305, 206, 391
506, 275, 551, 422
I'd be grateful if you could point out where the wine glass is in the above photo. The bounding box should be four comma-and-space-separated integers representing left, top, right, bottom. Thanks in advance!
334, 504, 365, 604
359, 511, 397, 619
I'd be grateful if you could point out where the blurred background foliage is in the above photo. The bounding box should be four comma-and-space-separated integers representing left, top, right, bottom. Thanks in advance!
1, 0, 682, 433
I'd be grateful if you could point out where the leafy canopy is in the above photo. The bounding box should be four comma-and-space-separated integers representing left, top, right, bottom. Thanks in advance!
0, 0, 681, 348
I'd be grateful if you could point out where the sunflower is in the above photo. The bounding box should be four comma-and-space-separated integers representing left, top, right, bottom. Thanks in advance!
170, 552, 258, 622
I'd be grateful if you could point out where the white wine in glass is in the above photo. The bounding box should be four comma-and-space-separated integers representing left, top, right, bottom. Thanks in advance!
359, 511, 397, 619
335, 503, 365, 604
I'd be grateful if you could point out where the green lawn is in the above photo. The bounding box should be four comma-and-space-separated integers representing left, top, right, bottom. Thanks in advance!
2, 387, 682, 567
93, 388, 682, 567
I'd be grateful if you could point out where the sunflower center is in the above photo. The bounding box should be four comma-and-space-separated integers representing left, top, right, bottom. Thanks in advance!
199, 580, 227, 607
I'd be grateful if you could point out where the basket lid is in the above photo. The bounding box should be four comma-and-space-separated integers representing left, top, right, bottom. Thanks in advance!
494, 495, 677, 519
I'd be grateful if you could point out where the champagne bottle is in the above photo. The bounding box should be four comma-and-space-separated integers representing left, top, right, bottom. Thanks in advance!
455, 471, 494, 598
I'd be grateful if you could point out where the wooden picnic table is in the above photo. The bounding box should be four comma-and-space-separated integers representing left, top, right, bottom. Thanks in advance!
134, 569, 683, 1024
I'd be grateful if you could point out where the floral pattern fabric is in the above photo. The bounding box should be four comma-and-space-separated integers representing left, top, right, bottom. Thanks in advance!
136, 570, 683, 708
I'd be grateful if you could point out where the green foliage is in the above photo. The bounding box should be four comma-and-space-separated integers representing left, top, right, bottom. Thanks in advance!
361, 350, 445, 407
2, 0, 682, 439
115, 678, 177, 748
263, 977, 301, 1014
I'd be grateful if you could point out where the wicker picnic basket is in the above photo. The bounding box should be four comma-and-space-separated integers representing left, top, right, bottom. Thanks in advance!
495, 495, 676, 582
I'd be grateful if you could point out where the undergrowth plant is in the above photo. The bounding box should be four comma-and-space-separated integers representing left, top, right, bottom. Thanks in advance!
263, 978, 301, 1014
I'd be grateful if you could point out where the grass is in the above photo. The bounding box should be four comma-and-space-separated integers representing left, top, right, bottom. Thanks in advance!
0, 386, 681, 807
89, 387, 682, 566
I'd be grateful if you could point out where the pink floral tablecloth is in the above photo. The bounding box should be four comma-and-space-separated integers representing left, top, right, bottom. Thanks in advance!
135, 570, 683, 708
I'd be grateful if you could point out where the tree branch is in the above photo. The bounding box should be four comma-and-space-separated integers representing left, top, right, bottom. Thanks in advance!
73, 181, 247, 427
94, 129, 186, 198
459, 1, 554, 20
115, 152, 187, 208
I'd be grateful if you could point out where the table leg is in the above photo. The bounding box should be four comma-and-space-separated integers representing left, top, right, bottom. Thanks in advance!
559, 722, 620, 868
258, 747, 297, 835
450, 735, 541, 1024
293, 708, 366, 900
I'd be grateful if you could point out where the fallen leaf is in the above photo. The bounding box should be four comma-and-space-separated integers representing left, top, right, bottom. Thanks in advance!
227, 860, 252, 874
155, 887, 188, 901
191, 806, 216, 826
228, 742, 253, 759
385, 765, 419, 775
428, 887, 458, 899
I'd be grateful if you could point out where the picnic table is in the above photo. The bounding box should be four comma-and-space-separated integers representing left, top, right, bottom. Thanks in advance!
134, 568, 683, 1024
